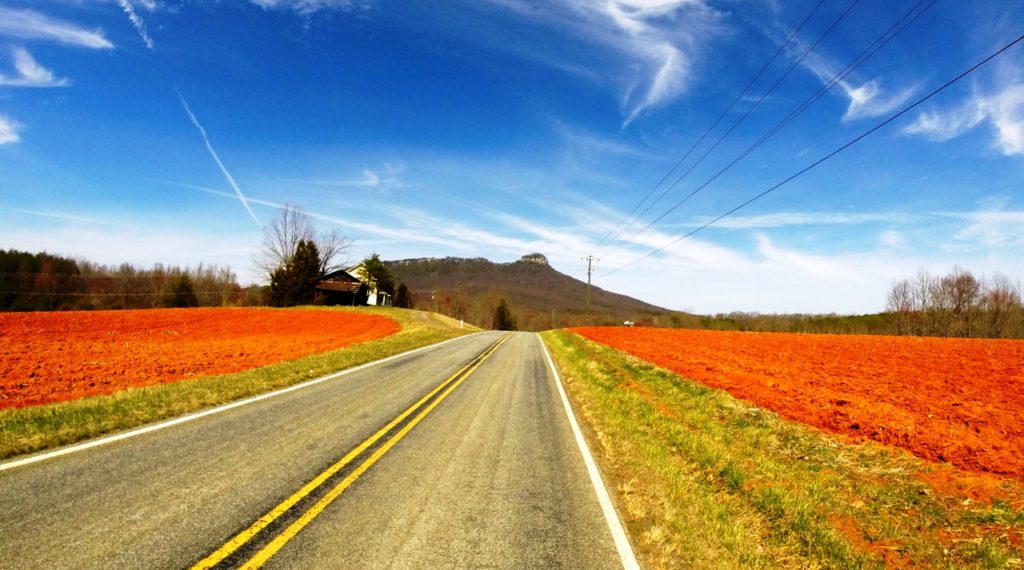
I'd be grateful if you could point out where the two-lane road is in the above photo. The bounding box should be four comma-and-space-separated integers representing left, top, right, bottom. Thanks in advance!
0, 332, 633, 569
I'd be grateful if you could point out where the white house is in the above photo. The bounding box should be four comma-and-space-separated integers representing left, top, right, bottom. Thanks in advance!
346, 263, 392, 307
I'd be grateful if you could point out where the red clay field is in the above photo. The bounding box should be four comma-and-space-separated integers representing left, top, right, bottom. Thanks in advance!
0, 308, 400, 409
573, 327, 1024, 480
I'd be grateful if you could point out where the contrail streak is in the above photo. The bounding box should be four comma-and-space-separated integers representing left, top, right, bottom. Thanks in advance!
158, 179, 461, 248
115, 0, 154, 50
176, 92, 262, 227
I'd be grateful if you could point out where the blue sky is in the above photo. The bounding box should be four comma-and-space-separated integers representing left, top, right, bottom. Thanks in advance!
1, 0, 1022, 314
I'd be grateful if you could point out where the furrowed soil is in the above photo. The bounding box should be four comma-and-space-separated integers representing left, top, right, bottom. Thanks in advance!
0, 308, 400, 409
574, 327, 1024, 480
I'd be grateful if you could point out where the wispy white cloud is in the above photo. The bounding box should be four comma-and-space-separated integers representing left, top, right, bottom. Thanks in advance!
753, 232, 860, 282
0, 47, 70, 88
902, 100, 986, 142
877, 229, 907, 252
176, 93, 262, 227
627, 227, 749, 270
487, 210, 596, 255
0, 206, 137, 228
0, 114, 21, 144
797, 49, 918, 121
0, 7, 114, 49
552, 119, 661, 160
983, 82, 1024, 155
941, 199, 1024, 249
116, 0, 155, 50
592, 0, 722, 125
842, 79, 919, 121
484, 0, 722, 126
293, 164, 404, 190
248, 0, 369, 16
693, 211, 912, 230
160, 181, 465, 251
904, 78, 1024, 156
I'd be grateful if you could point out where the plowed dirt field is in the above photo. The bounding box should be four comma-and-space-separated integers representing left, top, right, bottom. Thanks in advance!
0, 308, 399, 409
573, 327, 1024, 479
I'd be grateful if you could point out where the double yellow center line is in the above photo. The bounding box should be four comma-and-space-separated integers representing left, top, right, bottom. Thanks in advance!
192, 333, 513, 569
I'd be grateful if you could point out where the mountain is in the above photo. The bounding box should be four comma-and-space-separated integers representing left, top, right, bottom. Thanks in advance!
385, 254, 676, 331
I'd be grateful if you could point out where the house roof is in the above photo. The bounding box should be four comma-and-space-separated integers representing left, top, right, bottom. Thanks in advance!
316, 280, 362, 293
316, 269, 363, 293
320, 268, 360, 282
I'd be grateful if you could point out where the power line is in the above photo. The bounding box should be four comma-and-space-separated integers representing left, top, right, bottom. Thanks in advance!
602, 30, 1024, 278
601, 0, 863, 254
598, 0, 827, 250
594, 0, 829, 251
0, 290, 235, 297
612, 0, 936, 247
0, 272, 233, 279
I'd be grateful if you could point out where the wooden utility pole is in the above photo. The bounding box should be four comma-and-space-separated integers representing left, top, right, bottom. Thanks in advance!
583, 254, 598, 318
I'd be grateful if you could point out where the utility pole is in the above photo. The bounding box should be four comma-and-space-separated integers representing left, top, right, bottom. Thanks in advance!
583, 254, 598, 319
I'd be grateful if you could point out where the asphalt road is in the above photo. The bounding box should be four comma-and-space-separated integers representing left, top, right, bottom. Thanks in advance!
0, 331, 627, 569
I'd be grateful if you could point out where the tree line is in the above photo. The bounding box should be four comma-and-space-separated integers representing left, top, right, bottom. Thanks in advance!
1, 206, 411, 313
663, 267, 1023, 339
667, 311, 891, 336
886, 267, 1022, 339
0, 249, 245, 311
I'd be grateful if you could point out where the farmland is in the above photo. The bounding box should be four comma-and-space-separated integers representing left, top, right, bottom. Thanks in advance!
0, 307, 478, 460
0, 308, 399, 409
574, 326, 1024, 479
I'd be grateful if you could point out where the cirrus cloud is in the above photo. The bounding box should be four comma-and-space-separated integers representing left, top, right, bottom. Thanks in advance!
247, 0, 370, 16
0, 47, 70, 88
0, 7, 114, 49
904, 80, 1024, 156
482, 0, 723, 126
0, 114, 22, 144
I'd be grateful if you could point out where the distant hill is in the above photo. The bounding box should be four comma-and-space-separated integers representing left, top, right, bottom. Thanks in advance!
385, 254, 675, 331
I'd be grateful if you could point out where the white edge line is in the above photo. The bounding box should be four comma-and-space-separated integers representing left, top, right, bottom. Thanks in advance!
537, 333, 640, 570
0, 333, 479, 473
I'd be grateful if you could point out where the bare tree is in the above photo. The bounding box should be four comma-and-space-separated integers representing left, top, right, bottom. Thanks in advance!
255, 204, 352, 278
984, 274, 1023, 338
943, 266, 981, 337
317, 228, 352, 275
886, 278, 914, 335
256, 204, 312, 275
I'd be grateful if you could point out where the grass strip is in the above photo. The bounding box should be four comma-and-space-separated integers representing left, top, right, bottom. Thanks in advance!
541, 329, 1024, 569
0, 307, 475, 460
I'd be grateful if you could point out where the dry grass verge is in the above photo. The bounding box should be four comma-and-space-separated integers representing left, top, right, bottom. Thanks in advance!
541, 329, 1024, 569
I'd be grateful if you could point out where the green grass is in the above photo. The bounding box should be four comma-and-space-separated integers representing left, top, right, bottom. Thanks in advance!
541, 329, 1024, 569
0, 306, 475, 460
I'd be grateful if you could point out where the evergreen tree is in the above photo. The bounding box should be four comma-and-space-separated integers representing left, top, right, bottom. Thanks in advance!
166, 274, 199, 308
291, 240, 322, 305
394, 282, 413, 308
359, 253, 395, 305
268, 265, 290, 307
269, 239, 322, 307
493, 298, 517, 330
